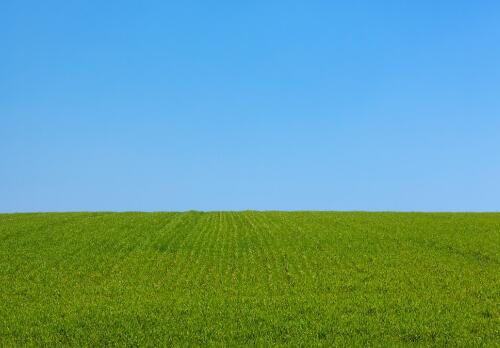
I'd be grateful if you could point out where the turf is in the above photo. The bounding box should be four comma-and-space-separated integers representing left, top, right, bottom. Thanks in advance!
0, 212, 499, 346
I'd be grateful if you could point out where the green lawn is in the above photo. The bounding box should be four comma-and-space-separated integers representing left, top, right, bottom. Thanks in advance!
0, 212, 499, 346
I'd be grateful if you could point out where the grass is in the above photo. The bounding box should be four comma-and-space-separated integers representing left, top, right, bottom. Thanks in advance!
0, 211, 499, 346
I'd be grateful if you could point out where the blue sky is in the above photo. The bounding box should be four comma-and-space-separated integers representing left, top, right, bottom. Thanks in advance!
1, 1, 500, 212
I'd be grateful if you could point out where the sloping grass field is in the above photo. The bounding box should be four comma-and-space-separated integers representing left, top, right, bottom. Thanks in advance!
0, 212, 499, 346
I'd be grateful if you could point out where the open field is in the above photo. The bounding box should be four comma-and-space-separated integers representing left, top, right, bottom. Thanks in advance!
0, 212, 499, 346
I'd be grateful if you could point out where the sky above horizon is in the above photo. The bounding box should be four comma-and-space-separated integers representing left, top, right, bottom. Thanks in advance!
2, 1, 500, 212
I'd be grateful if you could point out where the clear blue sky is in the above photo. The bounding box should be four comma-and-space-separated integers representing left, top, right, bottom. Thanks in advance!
2, 1, 500, 212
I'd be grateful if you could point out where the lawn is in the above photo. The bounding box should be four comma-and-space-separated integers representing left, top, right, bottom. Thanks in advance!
0, 212, 499, 346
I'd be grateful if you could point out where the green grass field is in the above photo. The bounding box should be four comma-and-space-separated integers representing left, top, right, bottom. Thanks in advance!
0, 212, 499, 346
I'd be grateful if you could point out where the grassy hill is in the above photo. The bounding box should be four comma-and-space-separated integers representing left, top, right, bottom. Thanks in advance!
0, 212, 499, 346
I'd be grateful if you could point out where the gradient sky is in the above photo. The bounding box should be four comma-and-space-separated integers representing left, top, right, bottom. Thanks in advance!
2, 1, 500, 212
